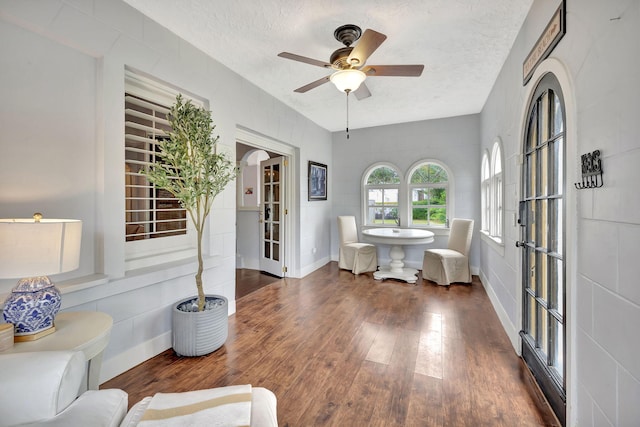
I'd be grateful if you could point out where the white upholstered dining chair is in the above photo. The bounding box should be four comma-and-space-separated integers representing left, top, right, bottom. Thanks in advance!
337, 216, 378, 275
422, 218, 474, 286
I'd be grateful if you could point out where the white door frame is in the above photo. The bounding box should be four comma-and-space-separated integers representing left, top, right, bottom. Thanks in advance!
517, 58, 577, 426
236, 127, 298, 277
259, 156, 286, 276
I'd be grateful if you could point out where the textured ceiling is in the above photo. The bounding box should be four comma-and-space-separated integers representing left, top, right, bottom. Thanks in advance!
122, 0, 533, 132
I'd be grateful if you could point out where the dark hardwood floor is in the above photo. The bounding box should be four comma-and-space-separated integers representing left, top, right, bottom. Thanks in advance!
104, 262, 558, 426
236, 268, 282, 299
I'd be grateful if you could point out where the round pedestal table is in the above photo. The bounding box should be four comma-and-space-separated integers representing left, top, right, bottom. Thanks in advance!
362, 228, 435, 284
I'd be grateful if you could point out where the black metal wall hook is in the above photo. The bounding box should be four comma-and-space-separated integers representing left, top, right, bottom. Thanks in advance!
574, 173, 604, 189
574, 150, 603, 190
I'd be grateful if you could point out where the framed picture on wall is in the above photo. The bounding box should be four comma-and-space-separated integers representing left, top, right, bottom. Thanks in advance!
308, 161, 327, 201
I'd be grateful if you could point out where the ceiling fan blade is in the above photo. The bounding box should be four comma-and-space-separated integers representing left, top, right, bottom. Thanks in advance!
293, 75, 331, 93
347, 29, 387, 66
361, 64, 424, 77
278, 52, 332, 68
353, 82, 371, 100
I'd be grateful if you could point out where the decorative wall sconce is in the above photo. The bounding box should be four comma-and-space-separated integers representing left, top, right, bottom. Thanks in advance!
575, 150, 603, 189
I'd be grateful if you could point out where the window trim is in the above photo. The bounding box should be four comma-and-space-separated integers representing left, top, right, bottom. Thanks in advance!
480, 139, 504, 251
123, 68, 205, 270
481, 150, 490, 233
490, 140, 504, 241
361, 159, 454, 231
406, 159, 452, 229
362, 162, 402, 227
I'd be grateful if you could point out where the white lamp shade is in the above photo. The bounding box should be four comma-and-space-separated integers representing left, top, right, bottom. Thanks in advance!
330, 69, 366, 93
0, 219, 82, 278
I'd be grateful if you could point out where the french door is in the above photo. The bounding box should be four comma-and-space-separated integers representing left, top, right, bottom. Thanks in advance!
259, 157, 286, 277
518, 73, 566, 424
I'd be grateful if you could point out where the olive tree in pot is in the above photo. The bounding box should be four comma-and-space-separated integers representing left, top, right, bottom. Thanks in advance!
144, 94, 237, 356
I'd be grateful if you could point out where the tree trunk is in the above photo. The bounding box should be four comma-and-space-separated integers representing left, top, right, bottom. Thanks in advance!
195, 225, 205, 311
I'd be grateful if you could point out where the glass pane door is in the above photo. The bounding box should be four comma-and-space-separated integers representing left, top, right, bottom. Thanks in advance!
519, 73, 566, 424
259, 157, 285, 277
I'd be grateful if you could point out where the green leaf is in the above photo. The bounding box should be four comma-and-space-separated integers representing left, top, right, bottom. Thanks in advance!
142, 94, 238, 310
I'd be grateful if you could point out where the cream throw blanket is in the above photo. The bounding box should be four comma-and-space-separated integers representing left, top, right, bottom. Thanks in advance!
138, 384, 252, 427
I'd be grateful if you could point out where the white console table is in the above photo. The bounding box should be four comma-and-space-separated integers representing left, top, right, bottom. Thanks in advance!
1, 311, 112, 390
362, 228, 435, 284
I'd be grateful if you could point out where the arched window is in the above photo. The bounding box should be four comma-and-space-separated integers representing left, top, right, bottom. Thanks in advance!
362, 161, 453, 228
490, 142, 503, 241
408, 162, 449, 227
480, 140, 504, 243
363, 164, 401, 225
481, 152, 490, 232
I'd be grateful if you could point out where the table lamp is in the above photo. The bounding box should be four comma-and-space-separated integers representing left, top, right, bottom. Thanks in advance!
0, 213, 82, 341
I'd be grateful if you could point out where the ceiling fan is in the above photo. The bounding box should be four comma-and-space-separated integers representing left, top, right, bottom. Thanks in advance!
278, 24, 424, 100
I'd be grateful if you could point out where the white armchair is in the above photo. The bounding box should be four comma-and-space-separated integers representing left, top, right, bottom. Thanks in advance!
337, 216, 378, 275
422, 218, 474, 286
0, 351, 127, 427
0, 350, 278, 427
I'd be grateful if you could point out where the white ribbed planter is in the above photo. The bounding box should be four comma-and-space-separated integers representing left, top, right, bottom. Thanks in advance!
172, 295, 228, 357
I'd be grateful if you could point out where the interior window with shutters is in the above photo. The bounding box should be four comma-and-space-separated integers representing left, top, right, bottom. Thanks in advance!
124, 69, 200, 269
125, 95, 187, 241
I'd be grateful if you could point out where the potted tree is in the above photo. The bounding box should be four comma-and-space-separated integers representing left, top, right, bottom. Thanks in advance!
144, 94, 237, 356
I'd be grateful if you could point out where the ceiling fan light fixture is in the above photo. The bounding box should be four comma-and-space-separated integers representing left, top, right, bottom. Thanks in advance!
330, 69, 366, 93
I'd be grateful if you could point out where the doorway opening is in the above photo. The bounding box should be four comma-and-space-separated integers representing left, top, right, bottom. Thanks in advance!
518, 72, 566, 425
235, 127, 297, 297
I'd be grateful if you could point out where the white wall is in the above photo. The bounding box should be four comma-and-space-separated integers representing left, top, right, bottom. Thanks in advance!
0, 0, 332, 383
480, 0, 640, 425
331, 115, 481, 270
3, 1, 638, 424
236, 210, 260, 269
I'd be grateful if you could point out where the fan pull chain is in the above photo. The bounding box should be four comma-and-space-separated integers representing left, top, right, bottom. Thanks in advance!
345, 90, 350, 140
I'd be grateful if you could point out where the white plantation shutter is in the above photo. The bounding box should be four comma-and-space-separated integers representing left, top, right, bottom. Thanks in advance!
125, 92, 189, 240
123, 69, 204, 268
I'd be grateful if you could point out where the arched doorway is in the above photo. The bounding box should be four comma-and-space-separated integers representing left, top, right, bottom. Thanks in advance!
518, 71, 566, 424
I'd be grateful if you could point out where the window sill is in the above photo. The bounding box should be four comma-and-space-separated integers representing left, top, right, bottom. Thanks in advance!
481, 231, 505, 256
125, 246, 197, 271
0, 256, 222, 310
0, 274, 109, 308
363, 225, 450, 236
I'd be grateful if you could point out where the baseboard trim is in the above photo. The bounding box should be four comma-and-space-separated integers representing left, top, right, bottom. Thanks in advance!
297, 256, 331, 278
479, 270, 520, 353
101, 331, 172, 384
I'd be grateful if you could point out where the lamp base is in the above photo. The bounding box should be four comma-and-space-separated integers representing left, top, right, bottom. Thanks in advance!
2, 276, 62, 339
14, 325, 56, 342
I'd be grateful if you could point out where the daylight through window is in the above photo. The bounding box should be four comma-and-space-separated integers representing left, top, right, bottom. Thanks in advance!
480, 140, 504, 242
363, 161, 452, 228
408, 162, 448, 227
